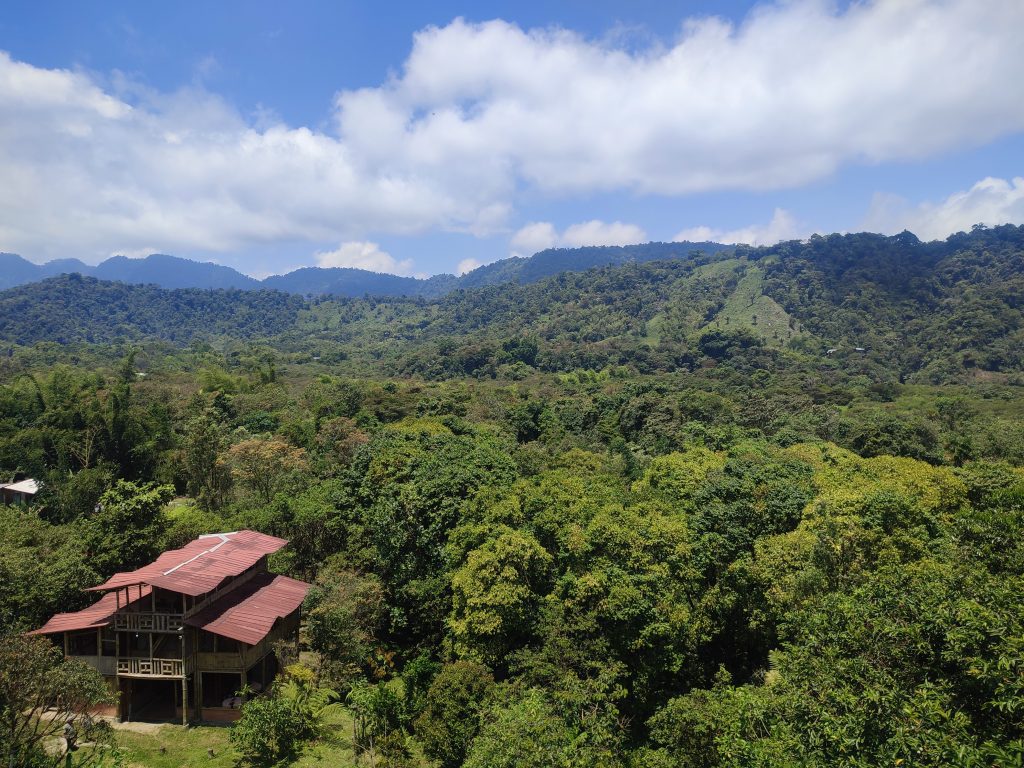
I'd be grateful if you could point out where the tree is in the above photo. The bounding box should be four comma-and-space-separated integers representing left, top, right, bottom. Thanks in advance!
230, 695, 306, 766
0, 506, 96, 635
304, 565, 386, 686
78, 480, 173, 577
0, 634, 114, 768
230, 664, 339, 766
227, 436, 308, 504
182, 415, 233, 510
448, 528, 552, 667
463, 689, 577, 768
414, 661, 495, 768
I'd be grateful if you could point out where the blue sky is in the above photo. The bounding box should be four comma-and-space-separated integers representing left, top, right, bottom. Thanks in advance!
1, 0, 1022, 277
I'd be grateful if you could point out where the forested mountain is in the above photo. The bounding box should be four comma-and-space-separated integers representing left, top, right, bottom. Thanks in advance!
0, 252, 258, 290
0, 253, 93, 289
1, 225, 1022, 385
0, 240, 730, 298
262, 266, 456, 297
456, 240, 734, 289
91, 254, 261, 290
0, 273, 304, 344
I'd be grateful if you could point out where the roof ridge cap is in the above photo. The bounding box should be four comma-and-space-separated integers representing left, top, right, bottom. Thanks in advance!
162, 532, 234, 576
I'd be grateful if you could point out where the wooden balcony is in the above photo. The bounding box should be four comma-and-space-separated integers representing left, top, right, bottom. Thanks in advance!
113, 612, 184, 633
117, 657, 185, 678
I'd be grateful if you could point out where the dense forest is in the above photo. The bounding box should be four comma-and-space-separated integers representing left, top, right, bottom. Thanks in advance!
2, 224, 1023, 767
2, 225, 1022, 384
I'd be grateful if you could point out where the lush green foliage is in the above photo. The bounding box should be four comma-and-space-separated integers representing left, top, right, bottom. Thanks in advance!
0, 635, 115, 768
231, 665, 340, 766
2, 226, 1024, 387
2, 226, 1024, 765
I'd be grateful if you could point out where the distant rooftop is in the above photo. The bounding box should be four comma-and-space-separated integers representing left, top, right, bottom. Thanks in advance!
1, 478, 39, 495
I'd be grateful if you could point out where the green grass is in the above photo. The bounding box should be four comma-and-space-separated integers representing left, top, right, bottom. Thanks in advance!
691, 257, 743, 279
117, 725, 238, 768
116, 709, 359, 768
707, 266, 807, 347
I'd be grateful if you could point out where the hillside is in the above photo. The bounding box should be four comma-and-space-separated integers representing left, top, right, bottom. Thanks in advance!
0, 274, 304, 344
0, 225, 1022, 386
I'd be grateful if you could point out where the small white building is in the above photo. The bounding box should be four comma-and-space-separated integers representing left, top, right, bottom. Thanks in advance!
1, 478, 39, 505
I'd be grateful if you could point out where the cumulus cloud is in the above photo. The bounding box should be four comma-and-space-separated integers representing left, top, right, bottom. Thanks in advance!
862, 176, 1024, 241
674, 208, 803, 246
456, 258, 483, 275
510, 222, 558, 256
315, 241, 414, 275
560, 220, 648, 248
2, 0, 1024, 261
510, 219, 647, 256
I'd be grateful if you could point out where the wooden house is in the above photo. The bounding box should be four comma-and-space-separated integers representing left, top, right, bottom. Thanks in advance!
1, 478, 39, 505
30, 530, 311, 724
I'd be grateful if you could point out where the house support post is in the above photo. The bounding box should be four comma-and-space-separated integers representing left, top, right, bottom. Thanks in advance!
181, 676, 188, 726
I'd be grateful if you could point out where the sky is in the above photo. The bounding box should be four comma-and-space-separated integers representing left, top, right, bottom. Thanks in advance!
0, 0, 1022, 278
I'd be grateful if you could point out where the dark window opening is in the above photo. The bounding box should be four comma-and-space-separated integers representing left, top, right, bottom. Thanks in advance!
67, 630, 98, 656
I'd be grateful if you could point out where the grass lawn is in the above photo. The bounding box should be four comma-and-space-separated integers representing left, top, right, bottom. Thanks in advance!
115, 709, 359, 768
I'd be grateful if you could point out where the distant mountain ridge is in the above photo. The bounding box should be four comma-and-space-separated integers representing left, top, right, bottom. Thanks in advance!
2, 225, 1022, 386
0, 240, 733, 298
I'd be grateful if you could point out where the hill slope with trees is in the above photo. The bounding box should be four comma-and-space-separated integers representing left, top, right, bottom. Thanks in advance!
1, 225, 1022, 385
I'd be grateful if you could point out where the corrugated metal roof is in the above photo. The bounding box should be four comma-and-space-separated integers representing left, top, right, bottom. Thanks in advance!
1, 478, 39, 494
28, 586, 152, 635
185, 573, 310, 646
88, 530, 288, 597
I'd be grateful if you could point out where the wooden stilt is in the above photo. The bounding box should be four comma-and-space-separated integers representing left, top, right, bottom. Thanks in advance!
182, 676, 189, 726
197, 670, 204, 720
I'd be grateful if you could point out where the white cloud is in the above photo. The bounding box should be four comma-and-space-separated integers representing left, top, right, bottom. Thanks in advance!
456, 258, 483, 275
560, 220, 648, 248
2, 0, 1024, 262
862, 176, 1024, 241
510, 219, 647, 256
315, 241, 414, 275
674, 208, 803, 246
510, 222, 558, 256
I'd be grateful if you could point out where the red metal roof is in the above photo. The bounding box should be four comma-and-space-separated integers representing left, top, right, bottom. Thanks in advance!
87, 530, 288, 597
185, 573, 310, 646
28, 586, 152, 635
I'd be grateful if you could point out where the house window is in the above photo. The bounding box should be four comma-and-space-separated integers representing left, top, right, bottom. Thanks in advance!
100, 628, 116, 657
67, 630, 98, 656
154, 588, 180, 613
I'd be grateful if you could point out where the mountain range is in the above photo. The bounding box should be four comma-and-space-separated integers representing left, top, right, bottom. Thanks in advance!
2, 224, 1022, 386
0, 241, 733, 298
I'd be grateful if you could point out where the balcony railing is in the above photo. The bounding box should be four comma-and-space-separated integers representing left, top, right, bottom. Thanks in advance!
113, 612, 184, 633
117, 657, 184, 678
